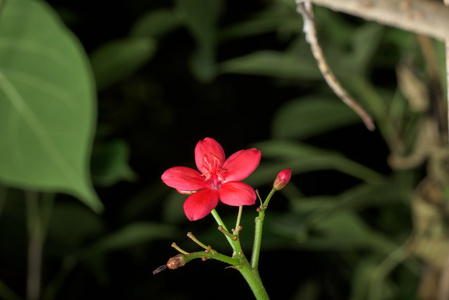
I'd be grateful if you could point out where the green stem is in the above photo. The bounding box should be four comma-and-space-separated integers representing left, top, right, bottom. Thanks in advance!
0, 184, 7, 220
234, 206, 243, 235
178, 250, 269, 300
25, 192, 54, 300
237, 257, 270, 300
183, 250, 239, 266
211, 209, 238, 253
26, 191, 43, 300
210, 208, 270, 299
251, 188, 276, 269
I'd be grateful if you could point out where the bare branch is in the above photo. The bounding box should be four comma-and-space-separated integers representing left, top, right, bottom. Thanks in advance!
309, 0, 449, 41
445, 0, 449, 143
296, 0, 375, 131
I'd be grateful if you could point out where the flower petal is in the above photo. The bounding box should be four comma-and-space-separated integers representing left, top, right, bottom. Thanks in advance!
195, 137, 226, 174
162, 167, 208, 191
183, 189, 219, 221
222, 148, 261, 182
219, 182, 256, 206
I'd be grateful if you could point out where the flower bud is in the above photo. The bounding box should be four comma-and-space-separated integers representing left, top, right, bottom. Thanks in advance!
166, 254, 186, 270
273, 168, 292, 191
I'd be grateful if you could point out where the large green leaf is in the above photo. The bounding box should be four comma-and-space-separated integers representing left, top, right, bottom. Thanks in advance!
0, 0, 102, 211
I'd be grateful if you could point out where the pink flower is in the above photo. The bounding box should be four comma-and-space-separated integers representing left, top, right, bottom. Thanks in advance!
273, 168, 291, 191
162, 138, 261, 221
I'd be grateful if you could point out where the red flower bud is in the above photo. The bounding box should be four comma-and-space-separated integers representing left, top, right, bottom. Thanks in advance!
273, 168, 291, 191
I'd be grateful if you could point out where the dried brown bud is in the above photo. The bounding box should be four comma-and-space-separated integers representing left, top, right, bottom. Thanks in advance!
166, 254, 186, 270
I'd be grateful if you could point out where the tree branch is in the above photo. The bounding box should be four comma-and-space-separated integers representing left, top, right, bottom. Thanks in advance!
309, 0, 449, 41
296, 1, 375, 130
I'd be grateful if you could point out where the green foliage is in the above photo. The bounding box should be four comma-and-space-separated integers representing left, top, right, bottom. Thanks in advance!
75, 222, 178, 259
0, 0, 101, 212
90, 37, 156, 91
176, 0, 223, 82
271, 96, 362, 139
130, 8, 180, 39
248, 140, 383, 186
91, 139, 137, 186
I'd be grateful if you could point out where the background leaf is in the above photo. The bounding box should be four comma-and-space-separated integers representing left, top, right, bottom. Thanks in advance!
91, 139, 137, 187
219, 50, 321, 80
0, 0, 102, 212
272, 96, 363, 139
75, 222, 178, 259
130, 8, 180, 39
90, 37, 156, 91
176, 0, 223, 82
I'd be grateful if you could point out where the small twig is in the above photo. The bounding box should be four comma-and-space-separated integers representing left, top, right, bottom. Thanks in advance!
218, 225, 234, 239
233, 206, 243, 237
439, 3, 449, 296
445, 0, 449, 143
186, 232, 217, 254
171, 242, 190, 255
295, 0, 375, 131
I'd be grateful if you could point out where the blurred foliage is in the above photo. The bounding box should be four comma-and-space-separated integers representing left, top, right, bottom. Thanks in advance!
0, 0, 448, 299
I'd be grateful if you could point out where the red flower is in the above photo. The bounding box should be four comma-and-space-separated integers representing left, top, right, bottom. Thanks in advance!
162, 138, 261, 221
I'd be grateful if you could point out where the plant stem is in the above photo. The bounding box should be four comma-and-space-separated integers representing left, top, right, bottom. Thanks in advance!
183, 250, 239, 266
0, 184, 6, 220
178, 250, 270, 300
210, 209, 238, 253
251, 188, 276, 270
237, 256, 270, 300
26, 191, 43, 300
234, 206, 243, 235
25, 192, 54, 300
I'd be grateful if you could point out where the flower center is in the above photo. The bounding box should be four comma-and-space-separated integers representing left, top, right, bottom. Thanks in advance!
201, 153, 227, 189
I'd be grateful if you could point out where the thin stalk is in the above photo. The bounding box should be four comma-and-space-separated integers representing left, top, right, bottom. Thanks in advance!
0, 184, 7, 220
187, 232, 211, 251
183, 250, 239, 266
25, 192, 54, 300
210, 209, 238, 253
40, 193, 54, 239
26, 191, 43, 300
234, 206, 243, 235
251, 188, 276, 270
445, 0, 449, 142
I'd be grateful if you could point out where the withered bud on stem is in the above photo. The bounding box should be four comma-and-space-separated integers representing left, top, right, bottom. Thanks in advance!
153, 254, 187, 275
166, 254, 187, 270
